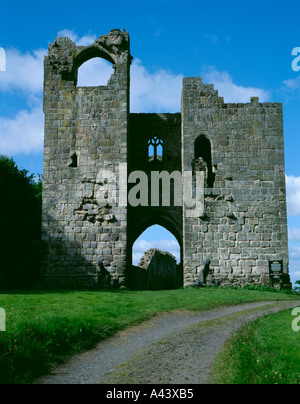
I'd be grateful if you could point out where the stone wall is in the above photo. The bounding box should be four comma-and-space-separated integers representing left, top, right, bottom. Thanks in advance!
182, 77, 289, 288
41, 30, 131, 287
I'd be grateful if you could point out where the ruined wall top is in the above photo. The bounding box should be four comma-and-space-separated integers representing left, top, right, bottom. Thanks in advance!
138, 249, 177, 270
47, 28, 132, 81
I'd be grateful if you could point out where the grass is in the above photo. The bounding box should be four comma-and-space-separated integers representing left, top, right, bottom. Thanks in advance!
213, 308, 300, 384
0, 287, 298, 384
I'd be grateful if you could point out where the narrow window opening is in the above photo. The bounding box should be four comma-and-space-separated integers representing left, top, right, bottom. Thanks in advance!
148, 144, 155, 159
194, 135, 214, 187
69, 153, 78, 168
157, 143, 163, 158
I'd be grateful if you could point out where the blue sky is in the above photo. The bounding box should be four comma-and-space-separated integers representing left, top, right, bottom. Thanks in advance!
1, 0, 300, 285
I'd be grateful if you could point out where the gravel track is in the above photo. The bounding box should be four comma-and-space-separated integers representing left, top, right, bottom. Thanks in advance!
35, 300, 300, 384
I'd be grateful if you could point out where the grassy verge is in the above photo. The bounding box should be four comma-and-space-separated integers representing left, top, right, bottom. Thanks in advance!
213, 308, 300, 384
0, 287, 298, 384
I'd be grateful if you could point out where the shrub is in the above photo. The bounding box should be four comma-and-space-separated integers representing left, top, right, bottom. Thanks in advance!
0, 156, 42, 288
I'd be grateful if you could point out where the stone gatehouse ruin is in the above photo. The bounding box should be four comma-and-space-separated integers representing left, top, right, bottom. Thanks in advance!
41, 29, 291, 289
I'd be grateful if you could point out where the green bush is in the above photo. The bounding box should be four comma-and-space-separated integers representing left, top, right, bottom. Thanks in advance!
0, 156, 42, 288
294, 281, 300, 293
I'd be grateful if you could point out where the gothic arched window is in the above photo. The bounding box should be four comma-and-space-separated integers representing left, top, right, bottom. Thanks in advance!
148, 137, 163, 161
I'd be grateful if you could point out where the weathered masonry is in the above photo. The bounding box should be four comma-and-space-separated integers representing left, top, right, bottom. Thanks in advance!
41, 29, 291, 289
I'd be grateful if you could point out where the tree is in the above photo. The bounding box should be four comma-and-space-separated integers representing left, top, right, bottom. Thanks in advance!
0, 156, 42, 288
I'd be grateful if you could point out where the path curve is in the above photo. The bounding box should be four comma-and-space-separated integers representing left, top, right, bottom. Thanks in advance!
35, 300, 300, 384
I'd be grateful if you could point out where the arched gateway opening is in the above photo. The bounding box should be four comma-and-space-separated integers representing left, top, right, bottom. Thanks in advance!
128, 220, 183, 290
133, 225, 181, 265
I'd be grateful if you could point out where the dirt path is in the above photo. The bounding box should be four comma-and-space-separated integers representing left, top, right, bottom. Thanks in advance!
35, 300, 300, 384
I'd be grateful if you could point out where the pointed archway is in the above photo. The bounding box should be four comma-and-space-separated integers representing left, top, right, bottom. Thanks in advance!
128, 215, 183, 289
132, 225, 181, 266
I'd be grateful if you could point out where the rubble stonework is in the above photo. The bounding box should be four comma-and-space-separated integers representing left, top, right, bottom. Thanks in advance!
41, 29, 291, 289
137, 249, 179, 290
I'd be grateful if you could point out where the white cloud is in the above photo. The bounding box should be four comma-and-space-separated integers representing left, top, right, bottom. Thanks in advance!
0, 47, 45, 93
130, 58, 183, 113
0, 105, 44, 154
56, 29, 97, 46
289, 245, 300, 259
0, 46, 45, 155
289, 227, 300, 242
132, 238, 180, 266
203, 34, 219, 43
288, 245, 300, 284
201, 67, 271, 103
283, 77, 300, 91
286, 175, 300, 216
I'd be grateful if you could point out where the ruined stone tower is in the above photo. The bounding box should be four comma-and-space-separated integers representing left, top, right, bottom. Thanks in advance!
41, 29, 290, 289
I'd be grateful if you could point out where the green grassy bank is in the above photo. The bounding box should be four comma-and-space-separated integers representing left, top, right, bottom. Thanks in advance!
0, 287, 298, 384
213, 308, 300, 384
